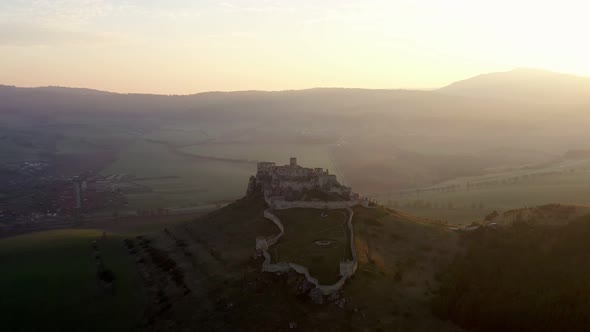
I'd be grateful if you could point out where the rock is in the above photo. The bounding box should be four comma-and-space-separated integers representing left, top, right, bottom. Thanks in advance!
245, 176, 257, 196
295, 278, 313, 296
336, 298, 347, 308
309, 288, 324, 304
286, 270, 300, 287
327, 291, 341, 303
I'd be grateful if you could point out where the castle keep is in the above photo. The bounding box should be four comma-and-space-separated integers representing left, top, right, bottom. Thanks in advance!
247, 157, 355, 202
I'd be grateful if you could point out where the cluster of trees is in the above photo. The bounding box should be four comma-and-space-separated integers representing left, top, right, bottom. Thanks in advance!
400, 184, 462, 197
400, 169, 582, 199
432, 216, 590, 331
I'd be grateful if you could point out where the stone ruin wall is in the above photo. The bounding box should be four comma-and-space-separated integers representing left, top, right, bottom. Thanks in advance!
257, 204, 360, 295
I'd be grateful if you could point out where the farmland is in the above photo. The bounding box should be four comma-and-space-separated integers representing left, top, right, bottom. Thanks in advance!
103, 140, 254, 209
378, 159, 590, 225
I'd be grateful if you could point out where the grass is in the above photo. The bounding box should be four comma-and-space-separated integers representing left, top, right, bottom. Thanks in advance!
272, 208, 351, 284
179, 142, 346, 184
379, 169, 590, 224
103, 140, 253, 208
83, 211, 212, 235
0, 229, 145, 332
432, 215, 590, 331
135, 196, 461, 331
395, 207, 491, 225
342, 205, 460, 331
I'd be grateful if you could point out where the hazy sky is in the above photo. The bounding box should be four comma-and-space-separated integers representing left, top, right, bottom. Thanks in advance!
1, 0, 589, 94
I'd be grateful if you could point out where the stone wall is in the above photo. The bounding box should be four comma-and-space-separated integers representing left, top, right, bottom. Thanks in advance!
344, 206, 358, 274
258, 205, 359, 296
263, 209, 284, 246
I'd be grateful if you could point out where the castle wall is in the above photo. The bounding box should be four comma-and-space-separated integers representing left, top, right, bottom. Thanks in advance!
345, 206, 358, 275
263, 209, 284, 246
258, 205, 360, 295
275, 180, 318, 191
254, 158, 364, 295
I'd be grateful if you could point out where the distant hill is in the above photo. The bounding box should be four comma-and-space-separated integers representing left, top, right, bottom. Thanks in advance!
437, 68, 590, 104
4, 71, 590, 195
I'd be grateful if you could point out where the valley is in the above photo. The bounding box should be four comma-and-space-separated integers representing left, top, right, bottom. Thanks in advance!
3, 68, 590, 331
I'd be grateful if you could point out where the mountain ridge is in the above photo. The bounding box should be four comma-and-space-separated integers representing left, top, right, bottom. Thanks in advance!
437, 68, 590, 104
3, 68, 589, 98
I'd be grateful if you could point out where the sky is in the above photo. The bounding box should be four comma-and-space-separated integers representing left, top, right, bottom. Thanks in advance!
1, 0, 589, 94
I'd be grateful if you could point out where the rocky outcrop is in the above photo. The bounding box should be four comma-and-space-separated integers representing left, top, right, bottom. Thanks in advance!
245, 175, 257, 196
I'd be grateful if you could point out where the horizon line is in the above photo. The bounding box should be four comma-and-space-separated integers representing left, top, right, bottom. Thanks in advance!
1, 67, 585, 96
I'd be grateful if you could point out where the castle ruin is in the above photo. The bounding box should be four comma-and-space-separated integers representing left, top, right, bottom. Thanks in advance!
247, 157, 358, 202
249, 158, 368, 296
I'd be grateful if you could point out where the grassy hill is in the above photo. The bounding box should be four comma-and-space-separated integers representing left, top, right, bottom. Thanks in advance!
432, 214, 590, 332
0, 211, 208, 332
0, 229, 144, 332
132, 194, 462, 331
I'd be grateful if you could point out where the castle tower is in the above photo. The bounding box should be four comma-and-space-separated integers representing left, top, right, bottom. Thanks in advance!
290, 157, 297, 167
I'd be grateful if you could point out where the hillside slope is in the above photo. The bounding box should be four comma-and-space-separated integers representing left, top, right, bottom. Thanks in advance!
433, 214, 590, 332
128, 194, 462, 331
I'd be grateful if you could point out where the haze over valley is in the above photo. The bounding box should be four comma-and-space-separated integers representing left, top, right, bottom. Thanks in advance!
4, 1, 590, 331
3, 68, 590, 225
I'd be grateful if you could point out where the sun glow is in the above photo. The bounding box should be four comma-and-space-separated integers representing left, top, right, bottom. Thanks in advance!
0, 0, 589, 93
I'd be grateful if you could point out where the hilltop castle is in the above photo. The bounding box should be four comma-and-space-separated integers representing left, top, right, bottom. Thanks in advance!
246, 157, 356, 202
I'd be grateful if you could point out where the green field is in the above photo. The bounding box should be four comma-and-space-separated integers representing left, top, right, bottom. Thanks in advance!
180, 142, 347, 184
103, 140, 253, 209
393, 207, 491, 226
378, 168, 590, 225
272, 208, 351, 284
0, 229, 144, 332
104, 139, 346, 211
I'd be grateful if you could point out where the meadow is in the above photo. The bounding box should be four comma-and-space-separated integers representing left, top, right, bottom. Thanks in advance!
103, 140, 254, 210
0, 229, 144, 332
273, 208, 351, 284
180, 142, 346, 183
378, 164, 590, 225
103, 136, 348, 212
